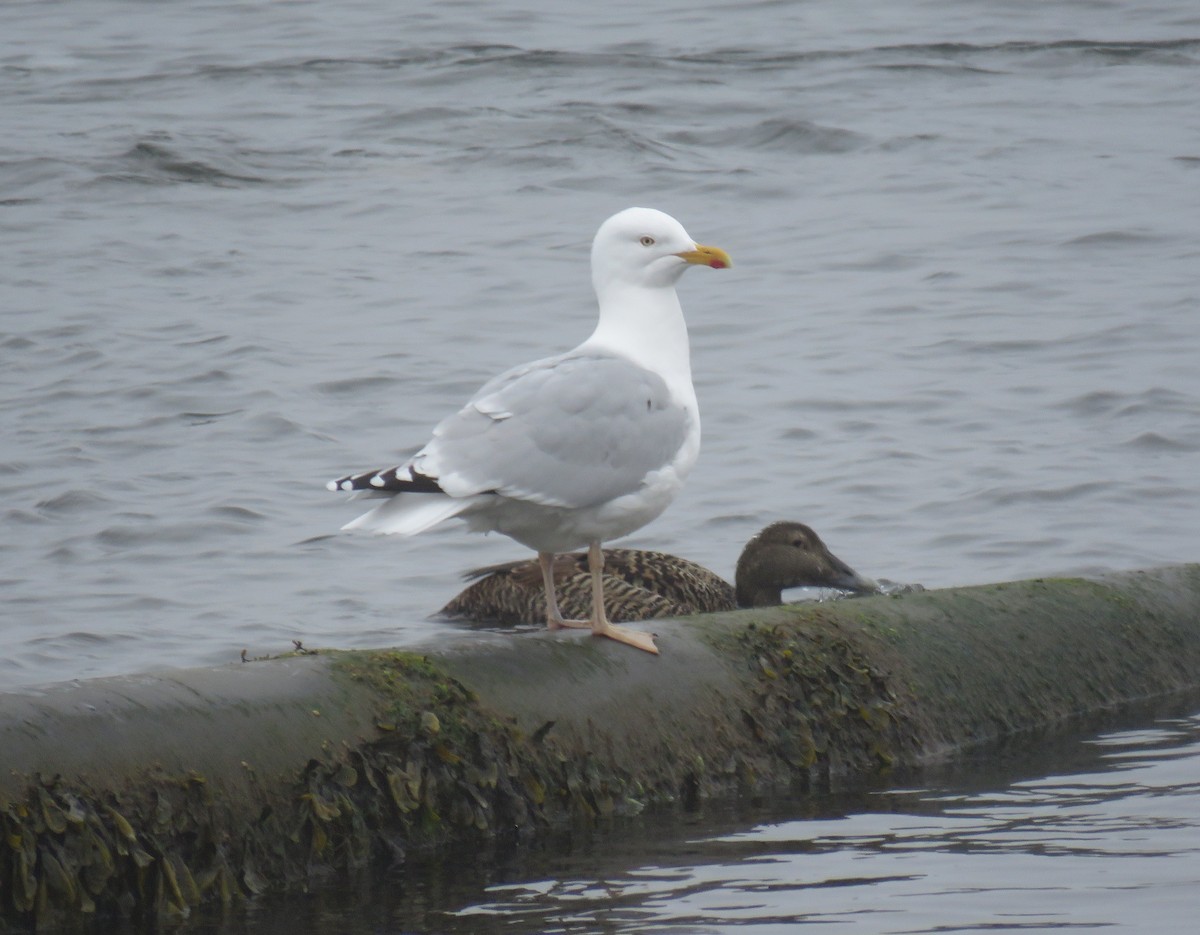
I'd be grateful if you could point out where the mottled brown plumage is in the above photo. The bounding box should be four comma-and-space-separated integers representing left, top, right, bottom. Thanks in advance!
439, 521, 876, 625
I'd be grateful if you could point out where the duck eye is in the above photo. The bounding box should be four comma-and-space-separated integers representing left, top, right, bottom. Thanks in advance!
640, 235, 655, 247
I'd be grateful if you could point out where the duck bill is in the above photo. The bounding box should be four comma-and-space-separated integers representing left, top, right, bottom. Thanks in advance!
832, 561, 879, 594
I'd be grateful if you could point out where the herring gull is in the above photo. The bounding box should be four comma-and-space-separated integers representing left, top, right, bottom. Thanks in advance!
327, 207, 731, 654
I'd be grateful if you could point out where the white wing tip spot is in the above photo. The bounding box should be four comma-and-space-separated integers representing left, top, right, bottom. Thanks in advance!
370, 475, 386, 487
325, 480, 339, 492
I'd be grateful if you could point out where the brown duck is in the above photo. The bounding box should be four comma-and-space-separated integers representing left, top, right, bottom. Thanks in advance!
439, 521, 877, 625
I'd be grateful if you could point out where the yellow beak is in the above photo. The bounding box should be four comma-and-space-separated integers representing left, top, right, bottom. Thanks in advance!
675, 243, 732, 269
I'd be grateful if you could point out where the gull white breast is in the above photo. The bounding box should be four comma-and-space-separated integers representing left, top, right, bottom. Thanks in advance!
327, 207, 731, 654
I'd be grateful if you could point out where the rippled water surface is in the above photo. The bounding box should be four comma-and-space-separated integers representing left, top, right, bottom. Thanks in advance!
2, 3, 1199, 679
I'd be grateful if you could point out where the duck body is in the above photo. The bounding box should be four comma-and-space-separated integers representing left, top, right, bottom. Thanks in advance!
440, 548, 735, 625
439, 521, 877, 625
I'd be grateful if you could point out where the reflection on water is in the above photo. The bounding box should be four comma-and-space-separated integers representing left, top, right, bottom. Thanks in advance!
451, 715, 1200, 933
154, 700, 1200, 934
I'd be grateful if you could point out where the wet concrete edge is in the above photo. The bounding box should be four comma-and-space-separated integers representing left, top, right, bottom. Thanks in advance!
1, 564, 1198, 927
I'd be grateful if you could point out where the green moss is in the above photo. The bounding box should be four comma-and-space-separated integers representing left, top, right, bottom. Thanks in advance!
335, 650, 484, 736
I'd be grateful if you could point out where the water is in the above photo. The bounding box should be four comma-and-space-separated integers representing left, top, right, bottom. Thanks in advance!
154, 699, 1200, 934
3, 1, 1200, 929
4, 0, 1198, 689
443, 706, 1200, 934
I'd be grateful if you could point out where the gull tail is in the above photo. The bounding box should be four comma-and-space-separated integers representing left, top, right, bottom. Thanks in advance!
340, 492, 482, 536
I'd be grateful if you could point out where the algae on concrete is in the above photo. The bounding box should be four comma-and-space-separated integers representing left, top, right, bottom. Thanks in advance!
2, 566, 1199, 929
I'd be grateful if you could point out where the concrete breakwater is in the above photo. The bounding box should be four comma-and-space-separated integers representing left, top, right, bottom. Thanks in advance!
2, 565, 1198, 928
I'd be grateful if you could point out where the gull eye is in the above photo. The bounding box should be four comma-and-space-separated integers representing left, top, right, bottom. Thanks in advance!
640, 235, 655, 247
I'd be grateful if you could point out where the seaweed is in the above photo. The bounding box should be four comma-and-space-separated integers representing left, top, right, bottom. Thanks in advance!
721, 611, 921, 790
4, 566, 1200, 928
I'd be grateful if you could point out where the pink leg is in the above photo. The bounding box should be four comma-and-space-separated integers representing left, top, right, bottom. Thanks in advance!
585, 541, 658, 654
538, 551, 589, 631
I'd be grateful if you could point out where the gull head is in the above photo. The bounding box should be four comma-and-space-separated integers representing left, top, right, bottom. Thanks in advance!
591, 207, 732, 294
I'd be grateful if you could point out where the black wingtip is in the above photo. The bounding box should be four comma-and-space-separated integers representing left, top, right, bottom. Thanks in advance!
327, 466, 446, 494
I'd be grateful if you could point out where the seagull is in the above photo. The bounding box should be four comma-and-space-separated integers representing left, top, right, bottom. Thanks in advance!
439, 521, 880, 625
327, 207, 731, 654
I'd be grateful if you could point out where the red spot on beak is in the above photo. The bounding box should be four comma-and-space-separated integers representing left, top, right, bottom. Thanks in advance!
710, 259, 726, 269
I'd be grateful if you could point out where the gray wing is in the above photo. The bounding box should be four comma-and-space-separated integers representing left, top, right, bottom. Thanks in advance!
416, 352, 692, 509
